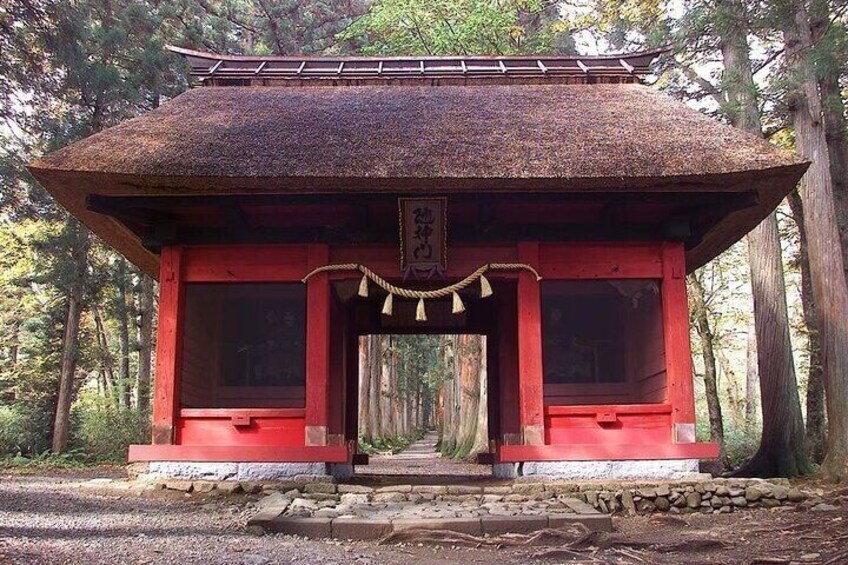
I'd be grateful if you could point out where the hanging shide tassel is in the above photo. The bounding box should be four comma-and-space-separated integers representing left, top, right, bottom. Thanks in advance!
480, 274, 493, 298
381, 293, 394, 316
358, 275, 369, 297
452, 291, 465, 314
416, 298, 427, 321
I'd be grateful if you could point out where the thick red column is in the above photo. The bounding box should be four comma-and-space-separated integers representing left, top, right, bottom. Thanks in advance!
517, 242, 545, 445
305, 244, 331, 446
152, 245, 184, 445
661, 242, 696, 443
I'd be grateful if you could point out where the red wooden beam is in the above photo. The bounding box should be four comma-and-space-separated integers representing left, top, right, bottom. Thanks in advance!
128, 444, 350, 463
517, 242, 544, 445
661, 242, 697, 442
181, 244, 309, 282
305, 243, 331, 446
151, 246, 184, 444
498, 442, 720, 462
179, 408, 306, 418
538, 242, 663, 279
544, 404, 672, 417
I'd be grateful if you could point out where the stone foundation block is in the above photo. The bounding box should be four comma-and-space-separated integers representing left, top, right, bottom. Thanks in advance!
148, 462, 238, 481
481, 515, 547, 535
521, 459, 700, 480
549, 513, 613, 532
236, 463, 328, 481
392, 518, 482, 536
332, 517, 392, 540
264, 517, 333, 537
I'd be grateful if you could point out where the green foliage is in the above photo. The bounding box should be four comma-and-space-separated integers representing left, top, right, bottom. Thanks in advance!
70, 394, 149, 462
695, 414, 760, 471
0, 406, 45, 456
1, 448, 89, 469
340, 0, 575, 55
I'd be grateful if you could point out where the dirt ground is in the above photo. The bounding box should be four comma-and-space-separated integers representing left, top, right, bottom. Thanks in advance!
1, 468, 846, 565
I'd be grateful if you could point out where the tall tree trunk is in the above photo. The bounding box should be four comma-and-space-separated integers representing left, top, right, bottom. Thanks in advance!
116, 259, 131, 408
358, 335, 371, 442
455, 334, 481, 458
136, 274, 154, 416
368, 335, 382, 442
687, 274, 726, 463
441, 336, 458, 454
93, 306, 117, 403
379, 336, 393, 439
52, 222, 90, 453
788, 190, 827, 462
784, 1, 848, 480
810, 0, 848, 281
470, 336, 489, 456
745, 319, 759, 430
718, 1, 810, 475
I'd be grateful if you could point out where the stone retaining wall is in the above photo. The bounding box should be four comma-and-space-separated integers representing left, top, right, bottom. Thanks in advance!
139, 477, 826, 515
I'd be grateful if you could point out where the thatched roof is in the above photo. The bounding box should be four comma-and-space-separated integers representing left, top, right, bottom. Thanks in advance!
29, 81, 807, 276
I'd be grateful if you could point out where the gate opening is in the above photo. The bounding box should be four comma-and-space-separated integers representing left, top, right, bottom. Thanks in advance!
354, 334, 492, 478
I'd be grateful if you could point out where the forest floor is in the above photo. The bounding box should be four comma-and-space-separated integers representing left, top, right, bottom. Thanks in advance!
1, 468, 847, 565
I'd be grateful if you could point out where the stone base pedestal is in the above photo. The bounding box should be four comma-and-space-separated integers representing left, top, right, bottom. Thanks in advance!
130, 461, 332, 482
519, 459, 701, 480
492, 462, 519, 479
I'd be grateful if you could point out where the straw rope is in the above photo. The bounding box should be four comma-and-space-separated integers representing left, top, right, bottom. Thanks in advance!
301, 262, 541, 298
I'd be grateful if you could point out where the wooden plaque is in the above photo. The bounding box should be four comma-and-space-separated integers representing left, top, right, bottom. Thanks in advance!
399, 197, 447, 273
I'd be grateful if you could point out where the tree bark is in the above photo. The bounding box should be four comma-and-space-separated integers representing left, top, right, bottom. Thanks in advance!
93, 306, 117, 403
810, 0, 848, 281
470, 336, 489, 456
687, 274, 726, 462
115, 259, 132, 408
745, 319, 759, 430
379, 336, 393, 439
440, 335, 458, 454
788, 190, 827, 462
358, 335, 371, 442
136, 274, 154, 416
368, 335, 382, 442
784, 1, 848, 480
717, 0, 810, 476
52, 222, 90, 453
457, 334, 483, 458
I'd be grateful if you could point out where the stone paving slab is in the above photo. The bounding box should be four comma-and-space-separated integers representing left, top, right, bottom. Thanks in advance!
249, 512, 613, 539
262, 517, 333, 537
331, 517, 393, 540
480, 515, 548, 535
393, 517, 483, 536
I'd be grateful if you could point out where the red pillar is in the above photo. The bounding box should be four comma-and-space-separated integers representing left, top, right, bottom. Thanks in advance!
305, 243, 331, 446
661, 242, 696, 443
152, 246, 184, 445
517, 242, 545, 445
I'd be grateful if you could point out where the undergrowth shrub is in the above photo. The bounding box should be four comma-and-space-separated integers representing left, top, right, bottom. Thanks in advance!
0, 404, 54, 456
70, 395, 149, 462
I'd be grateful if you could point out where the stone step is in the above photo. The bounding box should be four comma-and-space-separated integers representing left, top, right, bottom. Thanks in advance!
560, 497, 601, 514
249, 512, 613, 540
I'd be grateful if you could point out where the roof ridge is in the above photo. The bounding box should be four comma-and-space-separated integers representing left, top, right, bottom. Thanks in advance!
167, 46, 666, 86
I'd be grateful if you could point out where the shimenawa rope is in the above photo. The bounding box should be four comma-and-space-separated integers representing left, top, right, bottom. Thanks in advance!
301, 263, 541, 321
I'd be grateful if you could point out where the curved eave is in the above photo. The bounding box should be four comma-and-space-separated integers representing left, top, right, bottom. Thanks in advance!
27, 162, 808, 279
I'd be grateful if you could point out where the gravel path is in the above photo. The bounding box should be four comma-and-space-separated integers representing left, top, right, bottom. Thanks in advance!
0, 471, 517, 565
357, 432, 492, 479
3, 470, 846, 565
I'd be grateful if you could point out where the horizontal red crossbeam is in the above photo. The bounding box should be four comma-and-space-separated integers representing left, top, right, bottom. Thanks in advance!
128, 444, 349, 463
179, 408, 306, 418
498, 442, 719, 462
544, 404, 672, 417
